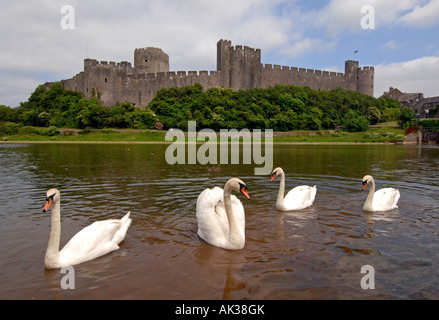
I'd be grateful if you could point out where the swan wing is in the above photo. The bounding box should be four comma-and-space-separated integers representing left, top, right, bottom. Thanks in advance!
373, 188, 400, 211
58, 212, 131, 266
228, 194, 245, 240
283, 185, 317, 210
196, 187, 228, 247
196, 187, 245, 248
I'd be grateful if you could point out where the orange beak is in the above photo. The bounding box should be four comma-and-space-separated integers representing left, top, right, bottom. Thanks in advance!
362, 181, 367, 191
240, 186, 250, 199
42, 198, 53, 213
270, 173, 276, 182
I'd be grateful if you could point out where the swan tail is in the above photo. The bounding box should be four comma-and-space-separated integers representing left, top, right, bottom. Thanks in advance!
310, 186, 317, 204
393, 190, 400, 209
121, 211, 131, 224
114, 212, 132, 245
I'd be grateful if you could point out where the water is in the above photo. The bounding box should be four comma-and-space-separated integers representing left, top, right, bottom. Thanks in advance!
0, 142, 438, 300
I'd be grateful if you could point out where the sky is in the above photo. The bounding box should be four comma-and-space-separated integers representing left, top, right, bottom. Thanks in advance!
1, 0, 438, 108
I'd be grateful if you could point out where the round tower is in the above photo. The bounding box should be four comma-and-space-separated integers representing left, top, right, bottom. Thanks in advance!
134, 47, 169, 73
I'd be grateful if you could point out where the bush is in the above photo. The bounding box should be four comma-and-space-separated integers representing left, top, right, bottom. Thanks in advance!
9, 82, 405, 132
19, 126, 40, 135
40, 126, 59, 136
342, 110, 369, 132
0, 122, 22, 135
420, 119, 439, 131
397, 106, 416, 128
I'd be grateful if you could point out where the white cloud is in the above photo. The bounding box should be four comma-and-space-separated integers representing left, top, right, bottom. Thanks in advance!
0, 0, 438, 107
379, 40, 408, 51
0, 0, 296, 106
398, 0, 439, 27
375, 56, 439, 97
0, 71, 43, 107
315, 0, 427, 35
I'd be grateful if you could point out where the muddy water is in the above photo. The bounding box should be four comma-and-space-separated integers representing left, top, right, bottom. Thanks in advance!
0, 143, 438, 299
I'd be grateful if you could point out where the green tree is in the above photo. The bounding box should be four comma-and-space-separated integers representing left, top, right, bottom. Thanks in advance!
366, 106, 382, 125
398, 106, 417, 128
343, 109, 370, 132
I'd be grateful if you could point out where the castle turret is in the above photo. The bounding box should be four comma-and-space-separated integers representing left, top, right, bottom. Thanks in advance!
344, 60, 359, 80
217, 39, 232, 88
357, 66, 374, 96
134, 47, 169, 73
217, 39, 261, 90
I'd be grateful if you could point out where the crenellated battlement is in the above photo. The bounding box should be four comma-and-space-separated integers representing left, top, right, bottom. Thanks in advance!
61, 39, 374, 107
230, 44, 261, 55
84, 58, 132, 69
130, 70, 220, 81
262, 63, 344, 77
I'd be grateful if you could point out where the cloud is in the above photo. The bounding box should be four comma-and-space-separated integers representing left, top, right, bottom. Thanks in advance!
0, 71, 43, 107
379, 40, 408, 51
0, 0, 437, 107
0, 0, 296, 106
315, 0, 428, 35
375, 56, 439, 97
397, 0, 439, 27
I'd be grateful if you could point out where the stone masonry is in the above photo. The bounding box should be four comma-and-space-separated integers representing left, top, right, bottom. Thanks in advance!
60, 39, 374, 107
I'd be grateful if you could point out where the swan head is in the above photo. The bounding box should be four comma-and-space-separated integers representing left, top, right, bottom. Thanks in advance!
42, 188, 60, 213
226, 178, 250, 199
270, 167, 284, 182
362, 175, 373, 191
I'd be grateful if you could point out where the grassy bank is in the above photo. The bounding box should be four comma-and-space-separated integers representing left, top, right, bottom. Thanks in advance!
1, 125, 405, 144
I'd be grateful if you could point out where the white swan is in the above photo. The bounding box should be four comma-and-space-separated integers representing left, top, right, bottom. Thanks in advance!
362, 175, 400, 212
42, 188, 132, 269
270, 167, 317, 211
196, 178, 250, 250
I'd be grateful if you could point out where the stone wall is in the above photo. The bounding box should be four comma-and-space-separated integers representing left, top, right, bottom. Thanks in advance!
60, 39, 374, 107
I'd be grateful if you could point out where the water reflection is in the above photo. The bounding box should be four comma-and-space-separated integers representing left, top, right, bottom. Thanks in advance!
0, 143, 438, 299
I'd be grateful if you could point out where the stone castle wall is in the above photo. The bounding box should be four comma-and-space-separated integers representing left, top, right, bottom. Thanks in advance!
60, 39, 374, 107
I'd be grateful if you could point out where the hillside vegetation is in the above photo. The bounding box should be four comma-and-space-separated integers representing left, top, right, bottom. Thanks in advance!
1, 82, 417, 137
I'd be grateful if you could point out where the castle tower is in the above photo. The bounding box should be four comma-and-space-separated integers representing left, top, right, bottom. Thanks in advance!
357, 66, 374, 96
344, 60, 359, 80
217, 39, 261, 90
217, 39, 232, 88
134, 47, 169, 73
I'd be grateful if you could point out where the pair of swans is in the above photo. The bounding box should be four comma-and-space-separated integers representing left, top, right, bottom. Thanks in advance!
196, 168, 400, 250
271, 170, 400, 212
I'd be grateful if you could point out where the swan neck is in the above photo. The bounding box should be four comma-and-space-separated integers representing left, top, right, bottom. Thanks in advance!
277, 172, 286, 206
364, 178, 375, 210
45, 199, 61, 265
224, 184, 243, 245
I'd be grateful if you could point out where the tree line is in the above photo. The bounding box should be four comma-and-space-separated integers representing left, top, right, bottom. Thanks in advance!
0, 82, 416, 134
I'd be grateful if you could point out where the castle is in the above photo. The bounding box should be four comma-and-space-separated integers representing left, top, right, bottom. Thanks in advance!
60, 39, 374, 107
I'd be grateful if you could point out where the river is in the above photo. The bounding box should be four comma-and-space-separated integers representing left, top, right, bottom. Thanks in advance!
0, 142, 438, 299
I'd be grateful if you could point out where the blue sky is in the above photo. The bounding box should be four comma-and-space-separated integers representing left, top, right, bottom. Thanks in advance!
1, 0, 438, 107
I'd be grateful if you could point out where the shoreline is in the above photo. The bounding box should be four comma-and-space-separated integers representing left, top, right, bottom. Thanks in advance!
0, 140, 398, 145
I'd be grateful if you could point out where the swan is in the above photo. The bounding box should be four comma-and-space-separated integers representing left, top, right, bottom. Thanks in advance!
362, 175, 400, 212
196, 178, 250, 250
42, 188, 132, 269
270, 167, 317, 211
